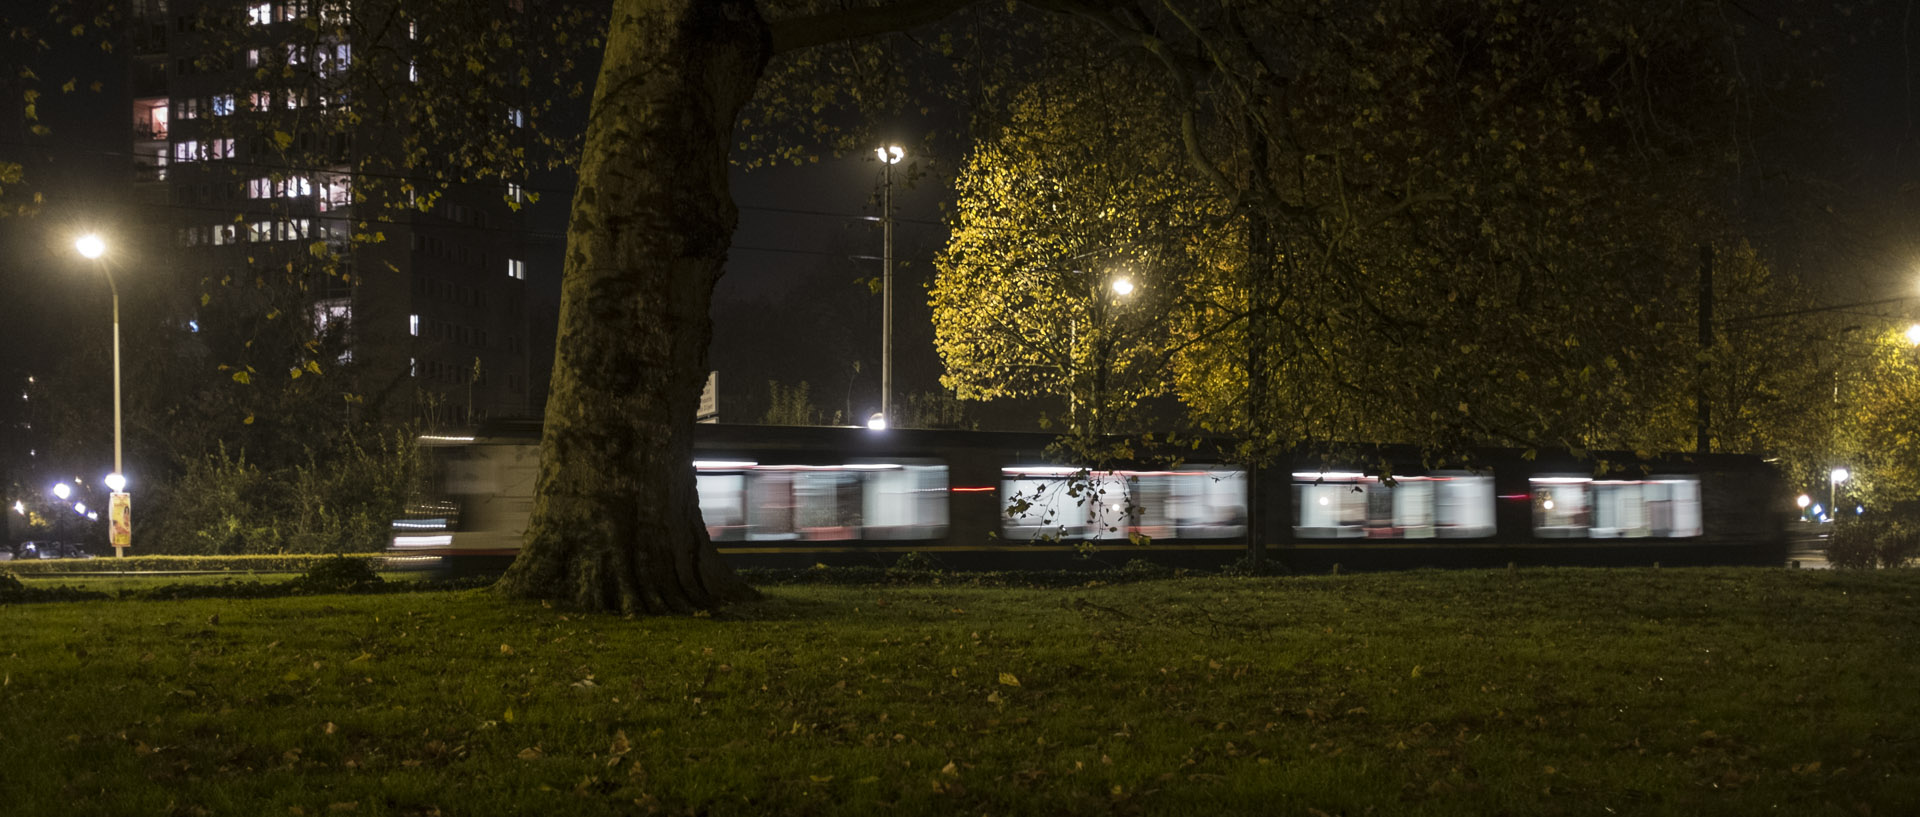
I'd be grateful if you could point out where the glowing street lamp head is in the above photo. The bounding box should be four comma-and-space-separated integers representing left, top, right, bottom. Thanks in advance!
104, 472, 127, 492
1831, 467, 1851, 484
1796, 494, 1812, 509
75, 233, 106, 260
876, 145, 904, 164
52, 482, 71, 500
867, 412, 888, 431
1110, 277, 1135, 297
1906, 324, 1920, 346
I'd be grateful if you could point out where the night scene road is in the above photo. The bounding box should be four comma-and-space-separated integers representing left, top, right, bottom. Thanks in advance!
3, 0, 1920, 814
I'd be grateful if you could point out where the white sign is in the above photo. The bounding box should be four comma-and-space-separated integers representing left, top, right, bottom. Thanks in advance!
696, 371, 719, 423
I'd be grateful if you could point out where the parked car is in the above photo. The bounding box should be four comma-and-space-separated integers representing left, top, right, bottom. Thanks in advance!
14, 541, 91, 560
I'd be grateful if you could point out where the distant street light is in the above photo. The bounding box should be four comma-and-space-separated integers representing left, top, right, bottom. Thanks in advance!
1829, 467, 1850, 521
53, 482, 71, 500
874, 145, 905, 430
866, 412, 888, 431
1110, 277, 1134, 297
1907, 323, 1920, 346
75, 232, 130, 556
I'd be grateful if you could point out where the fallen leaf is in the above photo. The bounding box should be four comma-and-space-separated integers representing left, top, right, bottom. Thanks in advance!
517, 747, 542, 760
998, 673, 1021, 687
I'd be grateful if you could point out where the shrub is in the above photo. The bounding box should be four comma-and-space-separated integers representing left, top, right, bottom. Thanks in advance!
891, 551, 941, 572
1825, 521, 1881, 569
294, 555, 385, 591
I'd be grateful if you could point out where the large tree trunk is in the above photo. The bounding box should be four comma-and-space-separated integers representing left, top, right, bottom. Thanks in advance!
495, 0, 768, 613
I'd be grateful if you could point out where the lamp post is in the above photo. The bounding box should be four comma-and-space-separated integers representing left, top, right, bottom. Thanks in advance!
874, 145, 904, 429
1068, 275, 1137, 434
1829, 466, 1849, 523
75, 232, 130, 556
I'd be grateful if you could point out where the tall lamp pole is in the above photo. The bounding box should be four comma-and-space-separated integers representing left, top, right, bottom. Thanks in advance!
875, 145, 903, 429
75, 233, 129, 557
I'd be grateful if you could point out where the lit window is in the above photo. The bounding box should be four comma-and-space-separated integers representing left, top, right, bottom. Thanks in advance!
409, 314, 420, 336
247, 3, 271, 24
211, 94, 234, 116
507, 259, 525, 280
408, 61, 418, 83
246, 48, 262, 68
507, 182, 524, 203
508, 108, 525, 128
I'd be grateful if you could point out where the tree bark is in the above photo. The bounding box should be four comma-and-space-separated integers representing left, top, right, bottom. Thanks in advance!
494, 0, 768, 613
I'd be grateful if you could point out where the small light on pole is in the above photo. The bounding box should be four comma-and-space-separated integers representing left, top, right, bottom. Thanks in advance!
53, 482, 71, 500
1830, 467, 1849, 521
867, 412, 888, 431
104, 473, 127, 492
1906, 323, 1920, 346
1110, 277, 1135, 297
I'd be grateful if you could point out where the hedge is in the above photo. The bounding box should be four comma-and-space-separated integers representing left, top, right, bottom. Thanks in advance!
2, 553, 384, 575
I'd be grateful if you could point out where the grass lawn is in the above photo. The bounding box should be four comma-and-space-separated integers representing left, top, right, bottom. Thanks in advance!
1, 568, 1915, 816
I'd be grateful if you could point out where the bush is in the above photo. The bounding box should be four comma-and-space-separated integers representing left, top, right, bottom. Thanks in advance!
294, 554, 385, 591
0, 571, 21, 592
1826, 518, 1920, 569
890, 551, 941, 572
1219, 553, 1287, 577
2, 553, 385, 575
1826, 521, 1881, 569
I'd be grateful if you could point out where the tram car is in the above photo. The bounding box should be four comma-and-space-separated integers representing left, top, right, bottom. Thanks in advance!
389, 421, 1792, 573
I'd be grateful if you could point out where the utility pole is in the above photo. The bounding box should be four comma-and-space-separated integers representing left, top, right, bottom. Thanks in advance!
1696, 244, 1714, 454
875, 145, 903, 427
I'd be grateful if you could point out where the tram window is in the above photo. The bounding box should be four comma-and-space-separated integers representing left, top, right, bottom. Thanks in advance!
1293, 472, 1494, 539
1000, 466, 1246, 542
696, 474, 747, 541
794, 471, 862, 540
696, 461, 949, 542
863, 465, 949, 540
1531, 476, 1701, 538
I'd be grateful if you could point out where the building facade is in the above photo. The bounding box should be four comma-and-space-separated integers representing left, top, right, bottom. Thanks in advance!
125, 0, 537, 428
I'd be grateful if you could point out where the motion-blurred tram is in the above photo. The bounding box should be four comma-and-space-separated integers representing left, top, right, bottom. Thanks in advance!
389, 421, 1792, 572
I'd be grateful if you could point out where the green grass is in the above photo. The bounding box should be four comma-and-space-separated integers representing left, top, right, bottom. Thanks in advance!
1, 568, 1915, 816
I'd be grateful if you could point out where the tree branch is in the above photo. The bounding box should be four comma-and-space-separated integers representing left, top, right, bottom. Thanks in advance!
769, 0, 984, 55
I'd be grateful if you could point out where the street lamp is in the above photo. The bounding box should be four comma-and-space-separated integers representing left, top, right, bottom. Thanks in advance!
874, 145, 904, 429
75, 232, 130, 556
1068, 272, 1138, 433
1829, 466, 1849, 522
1906, 323, 1920, 346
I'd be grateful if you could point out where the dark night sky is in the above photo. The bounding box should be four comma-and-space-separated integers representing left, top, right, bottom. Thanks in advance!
5, 6, 1920, 434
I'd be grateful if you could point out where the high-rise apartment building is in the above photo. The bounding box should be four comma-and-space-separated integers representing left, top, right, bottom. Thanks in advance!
124, 0, 537, 427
